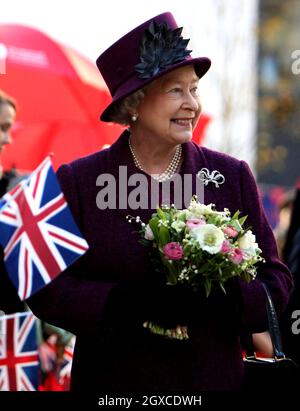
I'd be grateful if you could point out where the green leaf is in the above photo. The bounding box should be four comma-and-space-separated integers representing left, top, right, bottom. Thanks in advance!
204, 279, 212, 297
230, 219, 242, 232
156, 207, 166, 220
198, 262, 210, 274
159, 226, 170, 247
232, 210, 240, 220
219, 282, 226, 294
149, 218, 159, 240
177, 211, 187, 222
161, 258, 178, 285
238, 215, 248, 226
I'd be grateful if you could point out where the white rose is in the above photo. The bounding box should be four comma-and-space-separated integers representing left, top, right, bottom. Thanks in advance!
144, 224, 154, 241
238, 231, 259, 257
191, 224, 225, 254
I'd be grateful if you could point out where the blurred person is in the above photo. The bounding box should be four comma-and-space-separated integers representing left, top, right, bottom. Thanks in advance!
252, 331, 274, 357
25, 12, 292, 392
38, 323, 75, 391
0, 91, 74, 391
0, 90, 24, 314
280, 186, 300, 372
273, 189, 295, 259
251, 189, 296, 359
0, 89, 16, 197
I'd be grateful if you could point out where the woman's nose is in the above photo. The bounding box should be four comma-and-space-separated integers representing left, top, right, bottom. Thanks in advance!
182, 92, 200, 112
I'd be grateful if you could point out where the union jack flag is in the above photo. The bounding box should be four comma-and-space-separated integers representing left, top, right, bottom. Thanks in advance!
0, 157, 89, 300
0, 312, 39, 391
58, 335, 75, 385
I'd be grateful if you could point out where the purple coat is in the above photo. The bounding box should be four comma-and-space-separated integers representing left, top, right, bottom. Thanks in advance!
28, 130, 292, 392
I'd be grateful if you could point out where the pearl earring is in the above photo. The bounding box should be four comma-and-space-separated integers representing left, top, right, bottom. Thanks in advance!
131, 114, 138, 122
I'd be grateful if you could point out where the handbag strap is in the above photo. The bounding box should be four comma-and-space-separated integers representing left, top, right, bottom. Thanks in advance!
244, 282, 285, 359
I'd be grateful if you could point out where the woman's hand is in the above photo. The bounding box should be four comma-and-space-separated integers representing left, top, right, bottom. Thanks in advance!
147, 284, 194, 329
102, 278, 241, 336
102, 281, 193, 327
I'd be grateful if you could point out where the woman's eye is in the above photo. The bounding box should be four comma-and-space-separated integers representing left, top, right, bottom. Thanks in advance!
169, 88, 182, 93
191, 87, 199, 95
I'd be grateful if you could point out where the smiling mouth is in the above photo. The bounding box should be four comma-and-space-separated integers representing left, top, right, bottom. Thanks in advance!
171, 119, 194, 127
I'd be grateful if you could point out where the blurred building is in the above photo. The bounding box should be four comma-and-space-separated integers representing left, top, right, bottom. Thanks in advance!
257, 0, 300, 187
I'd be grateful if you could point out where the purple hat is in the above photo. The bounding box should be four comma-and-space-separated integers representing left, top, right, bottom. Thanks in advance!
96, 12, 211, 122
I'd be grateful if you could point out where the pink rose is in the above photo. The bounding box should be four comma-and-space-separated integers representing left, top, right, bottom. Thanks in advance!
220, 240, 231, 254
163, 242, 184, 260
223, 226, 238, 238
228, 248, 244, 264
186, 218, 206, 230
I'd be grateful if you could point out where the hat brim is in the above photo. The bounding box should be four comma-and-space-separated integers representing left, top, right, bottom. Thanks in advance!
100, 56, 211, 122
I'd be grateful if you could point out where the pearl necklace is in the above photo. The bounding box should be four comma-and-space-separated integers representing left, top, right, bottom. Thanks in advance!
128, 137, 182, 182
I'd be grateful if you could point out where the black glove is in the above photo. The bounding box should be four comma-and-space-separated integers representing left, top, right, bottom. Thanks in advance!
102, 279, 241, 333
146, 284, 195, 329
102, 281, 194, 328
102, 280, 155, 326
188, 279, 241, 333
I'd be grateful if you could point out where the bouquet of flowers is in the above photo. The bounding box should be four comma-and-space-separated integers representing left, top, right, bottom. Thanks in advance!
127, 196, 264, 339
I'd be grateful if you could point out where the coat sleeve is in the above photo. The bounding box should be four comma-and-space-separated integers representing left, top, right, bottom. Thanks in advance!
237, 160, 293, 332
27, 163, 117, 335
0, 256, 25, 314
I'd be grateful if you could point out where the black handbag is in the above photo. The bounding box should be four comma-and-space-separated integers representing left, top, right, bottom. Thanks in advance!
243, 282, 298, 392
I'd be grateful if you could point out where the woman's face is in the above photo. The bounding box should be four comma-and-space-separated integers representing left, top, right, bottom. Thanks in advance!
135, 65, 201, 145
0, 103, 15, 153
0, 102, 16, 178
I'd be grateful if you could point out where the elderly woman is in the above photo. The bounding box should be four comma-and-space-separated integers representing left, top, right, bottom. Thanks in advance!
28, 12, 292, 392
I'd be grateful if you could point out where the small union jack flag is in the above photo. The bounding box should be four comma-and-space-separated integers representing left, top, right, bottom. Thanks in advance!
0, 312, 39, 391
58, 335, 75, 385
0, 157, 89, 300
